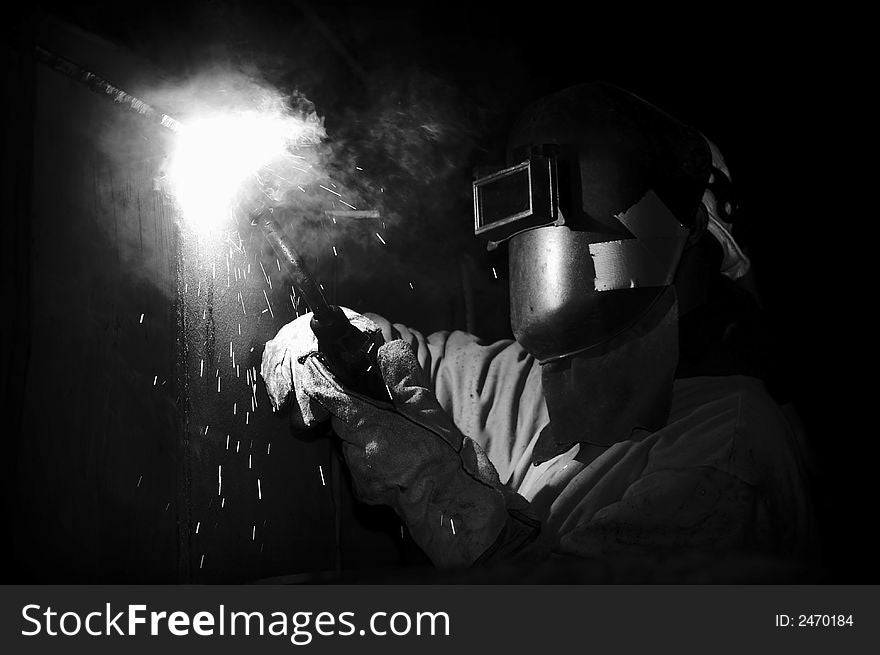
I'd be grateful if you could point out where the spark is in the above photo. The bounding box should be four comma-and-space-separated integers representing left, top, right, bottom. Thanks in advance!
237, 323, 241, 336
166, 111, 314, 230
318, 465, 326, 486
236, 440, 240, 453
375, 233, 386, 245
225, 235, 243, 253
196, 521, 201, 534
153, 376, 158, 386
165, 503, 170, 512
246, 412, 250, 425
339, 199, 357, 210
276, 258, 281, 271
332, 245, 338, 257
204, 425, 209, 435
226, 434, 230, 450
267, 442, 271, 455
221, 498, 225, 509
217, 377, 221, 393
409, 281, 414, 290
238, 291, 246, 316
137, 475, 143, 488
356, 166, 363, 171
200, 554, 205, 569
259, 260, 271, 288
248, 454, 252, 469
218, 465, 222, 495
252, 525, 256, 541
450, 518, 456, 535
319, 184, 342, 197
139, 313, 144, 323
263, 289, 274, 318
257, 478, 262, 500
234, 402, 237, 415
200, 359, 204, 377
492, 267, 498, 279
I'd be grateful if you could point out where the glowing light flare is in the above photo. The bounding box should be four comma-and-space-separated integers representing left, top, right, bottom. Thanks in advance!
166, 111, 308, 230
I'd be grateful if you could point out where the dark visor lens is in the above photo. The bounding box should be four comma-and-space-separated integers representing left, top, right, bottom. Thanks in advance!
477, 165, 531, 227
473, 158, 559, 243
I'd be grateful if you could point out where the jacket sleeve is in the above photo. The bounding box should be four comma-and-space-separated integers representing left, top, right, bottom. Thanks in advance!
363, 314, 549, 564
363, 314, 549, 485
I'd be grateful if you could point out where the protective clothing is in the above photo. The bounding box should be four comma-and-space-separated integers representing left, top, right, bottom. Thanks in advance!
261, 309, 539, 569
366, 315, 813, 565
262, 307, 380, 428
473, 82, 713, 362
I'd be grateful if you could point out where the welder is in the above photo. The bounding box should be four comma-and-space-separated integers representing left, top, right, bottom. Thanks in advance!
261, 82, 812, 578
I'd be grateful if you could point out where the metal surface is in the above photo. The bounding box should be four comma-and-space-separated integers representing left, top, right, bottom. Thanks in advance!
34, 45, 182, 133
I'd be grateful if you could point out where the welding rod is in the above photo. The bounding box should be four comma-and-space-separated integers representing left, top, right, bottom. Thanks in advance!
252, 205, 336, 324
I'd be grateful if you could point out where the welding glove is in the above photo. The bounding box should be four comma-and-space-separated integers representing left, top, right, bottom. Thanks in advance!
261, 309, 523, 568
261, 307, 379, 429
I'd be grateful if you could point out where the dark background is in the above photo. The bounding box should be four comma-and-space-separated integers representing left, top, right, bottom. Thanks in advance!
1, 1, 865, 582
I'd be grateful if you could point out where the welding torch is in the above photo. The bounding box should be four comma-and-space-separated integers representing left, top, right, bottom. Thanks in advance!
251, 204, 391, 404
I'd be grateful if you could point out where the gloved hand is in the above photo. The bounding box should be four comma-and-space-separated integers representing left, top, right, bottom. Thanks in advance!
261, 307, 381, 428
261, 309, 513, 568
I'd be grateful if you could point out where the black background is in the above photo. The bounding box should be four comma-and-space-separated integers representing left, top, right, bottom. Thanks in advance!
3, 1, 867, 582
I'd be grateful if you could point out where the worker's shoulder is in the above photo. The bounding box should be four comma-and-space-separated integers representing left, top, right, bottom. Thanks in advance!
671, 374, 786, 426
668, 375, 795, 474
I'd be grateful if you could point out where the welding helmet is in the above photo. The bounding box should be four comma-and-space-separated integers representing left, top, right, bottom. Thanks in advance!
473, 82, 715, 362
